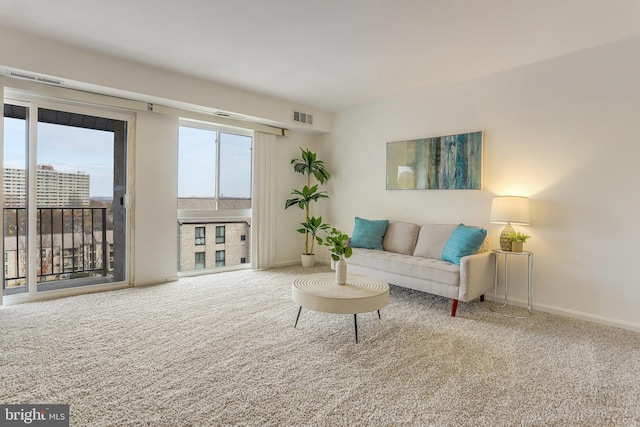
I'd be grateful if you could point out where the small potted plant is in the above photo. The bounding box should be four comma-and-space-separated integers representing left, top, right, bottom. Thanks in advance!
321, 228, 353, 285
508, 231, 530, 252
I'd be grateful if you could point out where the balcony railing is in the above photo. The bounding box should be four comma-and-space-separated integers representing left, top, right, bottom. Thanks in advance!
3, 207, 111, 290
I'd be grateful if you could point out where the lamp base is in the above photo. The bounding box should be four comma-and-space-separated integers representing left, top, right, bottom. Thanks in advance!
500, 224, 514, 251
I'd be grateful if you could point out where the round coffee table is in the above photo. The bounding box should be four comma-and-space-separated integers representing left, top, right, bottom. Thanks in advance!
292, 272, 389, 343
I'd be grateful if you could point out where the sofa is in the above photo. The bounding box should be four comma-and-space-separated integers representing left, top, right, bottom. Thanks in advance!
346, 218, 495, 316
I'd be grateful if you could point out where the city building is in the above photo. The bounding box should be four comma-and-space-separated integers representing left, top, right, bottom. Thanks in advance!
177, 220, 250, 272
3, 165, 90, 207
4, 230, 113, 288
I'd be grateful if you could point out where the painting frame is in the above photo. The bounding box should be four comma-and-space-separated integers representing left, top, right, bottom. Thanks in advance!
386, 131, 483, 190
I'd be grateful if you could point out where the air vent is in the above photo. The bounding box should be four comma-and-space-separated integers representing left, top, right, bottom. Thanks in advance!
293, 110, 313, 125
6, 69, 64, 86
213, 111, 245, 120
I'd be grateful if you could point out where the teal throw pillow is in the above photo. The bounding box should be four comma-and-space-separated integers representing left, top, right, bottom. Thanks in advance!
441, 224, 487, 265
350, 217, 389, 250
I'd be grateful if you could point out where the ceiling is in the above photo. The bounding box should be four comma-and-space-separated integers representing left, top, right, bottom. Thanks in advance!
1, 0, 640, 112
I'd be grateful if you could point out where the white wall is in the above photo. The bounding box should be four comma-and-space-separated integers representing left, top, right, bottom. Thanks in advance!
0, 26, 332, 133
322, 35, 640, 330
274, 133, 325, 266
131, 111, 179, 285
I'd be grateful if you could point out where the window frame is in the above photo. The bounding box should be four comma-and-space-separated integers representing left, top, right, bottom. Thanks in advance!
215, 225, 225, 244
195, 226, 205, 246
215, 250, 225, 267
195, 252, 205, 270
176, 119, 253, 276
177, 119, 253, 212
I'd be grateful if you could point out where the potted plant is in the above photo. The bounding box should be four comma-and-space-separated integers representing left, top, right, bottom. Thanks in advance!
321, 228, 352, 285
297, 216, 330, 266
508, 231, 530, 252
285, 148, 330, 267
322, 228, 353, 262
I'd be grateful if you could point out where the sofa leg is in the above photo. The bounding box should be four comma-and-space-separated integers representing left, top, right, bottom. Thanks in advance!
450, 299, 459, 317
480, 294, 485, 302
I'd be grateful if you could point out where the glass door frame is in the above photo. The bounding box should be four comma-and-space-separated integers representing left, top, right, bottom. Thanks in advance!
2, 90, 135, 304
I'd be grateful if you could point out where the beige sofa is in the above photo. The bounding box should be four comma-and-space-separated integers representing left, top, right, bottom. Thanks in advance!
347, 221, 495, 316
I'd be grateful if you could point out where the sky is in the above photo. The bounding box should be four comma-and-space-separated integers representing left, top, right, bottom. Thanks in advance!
177, 126, 252, 199
4, 118, 252, 200
4, 117, 114, 197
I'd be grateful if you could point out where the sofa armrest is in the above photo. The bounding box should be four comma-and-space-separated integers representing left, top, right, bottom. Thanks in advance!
458, 251, 496, 302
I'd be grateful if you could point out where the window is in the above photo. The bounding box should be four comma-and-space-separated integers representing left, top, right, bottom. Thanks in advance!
195, 227, 205, 245
177, 121, 252, 273
216, 226, 225, 244
215, 250, 225, 267
241, 257, 246, 264
177, 124, 252, 210
195, 252, 205, 270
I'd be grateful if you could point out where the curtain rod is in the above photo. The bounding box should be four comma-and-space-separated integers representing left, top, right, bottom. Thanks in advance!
1, 73, 287, 136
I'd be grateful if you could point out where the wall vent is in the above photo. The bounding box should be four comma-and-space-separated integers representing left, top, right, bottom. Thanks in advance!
293, 110, 313, 125
213, 111, 245, 120
5, 69, 64, 86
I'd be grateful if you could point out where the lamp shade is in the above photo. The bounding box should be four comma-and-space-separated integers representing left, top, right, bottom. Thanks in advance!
490, 196, 530, 225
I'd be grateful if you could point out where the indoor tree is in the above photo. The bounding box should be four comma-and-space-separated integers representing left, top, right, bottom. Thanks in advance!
285, 148, 330, 262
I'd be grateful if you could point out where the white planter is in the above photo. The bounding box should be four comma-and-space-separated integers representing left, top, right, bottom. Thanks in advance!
301, 254, 316, 268
335, 259, 347, 285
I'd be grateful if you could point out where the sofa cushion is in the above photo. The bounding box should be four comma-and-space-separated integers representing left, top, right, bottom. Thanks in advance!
383, 221, 421, 255
350, 217, 389, 250
441, 224, 487, 265
349, 248, 460, 287
412, 224, 457, 259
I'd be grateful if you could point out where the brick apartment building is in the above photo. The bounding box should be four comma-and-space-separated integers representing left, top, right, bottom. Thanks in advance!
177, 197, 251, 271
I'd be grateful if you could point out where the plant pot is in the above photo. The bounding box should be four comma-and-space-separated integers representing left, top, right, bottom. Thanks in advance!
511, 242, 524, 253
301, 254, 316, 268
335, 259, 347, 285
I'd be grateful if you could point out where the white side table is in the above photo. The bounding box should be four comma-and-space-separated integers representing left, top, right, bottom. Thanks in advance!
491, 250, 533, 317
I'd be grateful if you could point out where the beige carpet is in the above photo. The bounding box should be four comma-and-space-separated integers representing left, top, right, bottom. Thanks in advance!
1, 265, 639, 426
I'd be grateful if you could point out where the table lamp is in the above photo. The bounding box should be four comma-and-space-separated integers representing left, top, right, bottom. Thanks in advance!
490, 196, 530, 251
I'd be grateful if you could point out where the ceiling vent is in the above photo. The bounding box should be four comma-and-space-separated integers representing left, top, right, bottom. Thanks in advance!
5, 69, 64, 86
293, 110, 313, 125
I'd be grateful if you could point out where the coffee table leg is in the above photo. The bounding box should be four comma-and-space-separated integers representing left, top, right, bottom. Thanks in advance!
294, 306, 302, 328
354, 314, 358, 343
377, 310, 381, 319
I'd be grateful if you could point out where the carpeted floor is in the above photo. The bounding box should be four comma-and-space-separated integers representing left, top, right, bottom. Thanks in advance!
1, 265, 639, 426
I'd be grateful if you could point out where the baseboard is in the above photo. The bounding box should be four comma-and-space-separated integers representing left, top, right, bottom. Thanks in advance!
487, 294, 640, 333
1, 282, 131, 306
134, 276, 179, 286
274, 260, 331, 268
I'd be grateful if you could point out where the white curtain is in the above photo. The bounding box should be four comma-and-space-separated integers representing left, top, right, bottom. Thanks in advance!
251, 132, 277, 269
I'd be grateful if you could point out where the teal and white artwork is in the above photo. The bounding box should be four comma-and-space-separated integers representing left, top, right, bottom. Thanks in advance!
386, 131, 483, 190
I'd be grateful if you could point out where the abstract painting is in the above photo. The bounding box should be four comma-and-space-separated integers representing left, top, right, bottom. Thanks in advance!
386, 131, 483, 190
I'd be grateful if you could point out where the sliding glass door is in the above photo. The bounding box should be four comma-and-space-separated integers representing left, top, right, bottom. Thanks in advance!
3, 96, 130, 297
